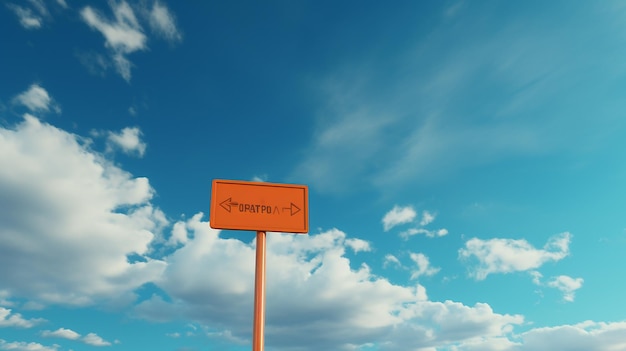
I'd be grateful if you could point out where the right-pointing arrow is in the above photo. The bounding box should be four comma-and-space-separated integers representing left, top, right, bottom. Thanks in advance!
290, 202, 300, 216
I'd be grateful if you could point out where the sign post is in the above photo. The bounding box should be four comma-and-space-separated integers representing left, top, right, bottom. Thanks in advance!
210, 179, 309, 351
253, 230, 266, 351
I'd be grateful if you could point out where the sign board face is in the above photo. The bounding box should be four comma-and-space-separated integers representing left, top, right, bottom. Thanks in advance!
210, 179, 309, 233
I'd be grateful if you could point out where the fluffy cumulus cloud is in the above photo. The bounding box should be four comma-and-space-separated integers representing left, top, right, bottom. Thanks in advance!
107, 126, 147, 157
82, 333, 112, 347
345, 238, 371, 253
459, 233, 571, 280
382, 205, 416, 231
12, 84, 59, 114
42, 328, 112, 347
133, 215, 524, 350
0, 339, 58, 351
41, 328, 80, 340
510, 321, 626, 351
0, 307, 44, 328
0, 114, 166, 306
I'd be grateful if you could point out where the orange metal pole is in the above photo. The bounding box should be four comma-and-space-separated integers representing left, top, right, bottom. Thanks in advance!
252, 231, 266, 351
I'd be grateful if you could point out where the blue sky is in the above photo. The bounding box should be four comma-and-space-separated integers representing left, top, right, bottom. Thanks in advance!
1, 0, 626, 350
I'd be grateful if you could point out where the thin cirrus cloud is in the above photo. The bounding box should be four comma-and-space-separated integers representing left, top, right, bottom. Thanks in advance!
292, 3, 626, 195
459, 232, 572, 280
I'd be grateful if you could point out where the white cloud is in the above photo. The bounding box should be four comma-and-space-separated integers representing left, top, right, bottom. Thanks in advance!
0, 114, 166, 306
107, 126, 147, 157
345, 238, 371, 253
148, 1, 182, 43
6, 4, 43, 29
547, 275, 584, 302
80, 2, 147, 81
394, 208, 447, 239
459, 233, 571, 280
80, 1, 183, 81
166, 220, 188, 247
81, 2, 145, 53
409, 253, 440, 279
134, 216, 523, 350
382, 205, 416, 231
400, 227, 448, 239
111, 53, 133, 82
511, 321, 626, 351
383, 254, 402, 269
0, 339, 58, 351
251, 175, 268, 182
0, 307, 44, 328
0, 291, 13, 307
420, 210, 435, 226
41, 328, 80, 340
82, 333, 111, 347
530, 271, 543, 285
13, 84, 58, 113
76, 51, 111, 78
530, 272, 583, 302
55, 0, 67, 9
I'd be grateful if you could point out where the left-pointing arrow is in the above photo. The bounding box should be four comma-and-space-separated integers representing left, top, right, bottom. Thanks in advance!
220, 198, 234, 212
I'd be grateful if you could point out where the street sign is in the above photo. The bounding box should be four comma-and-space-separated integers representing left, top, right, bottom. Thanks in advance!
210, 179, 309, 233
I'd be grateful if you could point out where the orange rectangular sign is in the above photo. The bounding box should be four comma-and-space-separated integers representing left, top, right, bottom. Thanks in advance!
210, 179, 309, 233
